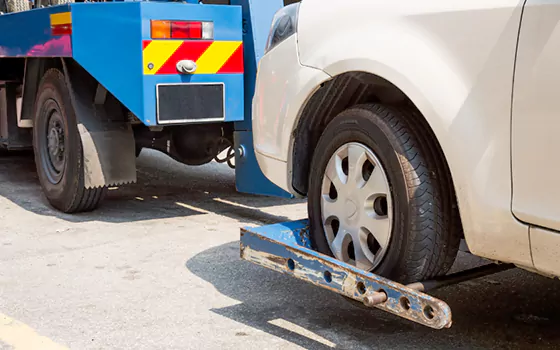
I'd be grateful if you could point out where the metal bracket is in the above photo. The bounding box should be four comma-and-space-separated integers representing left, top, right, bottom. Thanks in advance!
240, 220, 516, 329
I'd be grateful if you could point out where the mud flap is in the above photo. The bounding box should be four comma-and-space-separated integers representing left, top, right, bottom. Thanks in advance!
62, 59, 136, 188
77, 120, 136, 188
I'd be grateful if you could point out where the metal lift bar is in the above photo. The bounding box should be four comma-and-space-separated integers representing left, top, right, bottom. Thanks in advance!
240, 219, 515, 329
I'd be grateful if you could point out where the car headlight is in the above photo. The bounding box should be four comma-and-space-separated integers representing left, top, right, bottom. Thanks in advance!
265, 3, 300, 54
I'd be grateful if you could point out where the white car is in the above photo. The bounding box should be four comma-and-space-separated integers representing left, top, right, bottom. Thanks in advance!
253, 0, 560, 284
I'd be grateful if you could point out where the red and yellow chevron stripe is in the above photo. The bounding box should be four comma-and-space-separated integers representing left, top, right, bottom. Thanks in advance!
142, 40, 243, 75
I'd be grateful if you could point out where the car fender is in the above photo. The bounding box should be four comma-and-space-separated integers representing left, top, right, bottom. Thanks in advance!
296, 0, 533, 267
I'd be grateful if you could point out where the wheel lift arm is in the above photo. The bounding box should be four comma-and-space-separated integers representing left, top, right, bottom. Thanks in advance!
240, 220, 514, 329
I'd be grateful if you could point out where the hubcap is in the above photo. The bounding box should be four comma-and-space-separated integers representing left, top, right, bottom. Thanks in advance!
320, 142, 393, 271
42, 108, 66, 184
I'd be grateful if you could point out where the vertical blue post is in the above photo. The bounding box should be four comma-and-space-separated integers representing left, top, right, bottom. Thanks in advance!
232, 0, 293, 198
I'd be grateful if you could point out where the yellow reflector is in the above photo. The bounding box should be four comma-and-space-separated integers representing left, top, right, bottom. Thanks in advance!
50, 12, 72, 26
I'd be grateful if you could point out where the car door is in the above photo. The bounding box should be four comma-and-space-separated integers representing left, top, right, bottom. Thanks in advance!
512, 0, 560, 274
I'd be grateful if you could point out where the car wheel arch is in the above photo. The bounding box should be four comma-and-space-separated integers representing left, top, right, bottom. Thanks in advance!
289, 71, 462, 240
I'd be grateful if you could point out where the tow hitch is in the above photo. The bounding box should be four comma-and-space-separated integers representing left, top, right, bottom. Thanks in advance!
240, 220, 514, 329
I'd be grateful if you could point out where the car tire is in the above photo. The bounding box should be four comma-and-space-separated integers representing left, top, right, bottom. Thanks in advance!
33, 68, 107, 213
308, 103, 461, 284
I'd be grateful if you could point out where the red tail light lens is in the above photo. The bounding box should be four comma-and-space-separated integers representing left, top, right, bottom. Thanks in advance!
151, 20, 214, 40
172, 21, 202, 39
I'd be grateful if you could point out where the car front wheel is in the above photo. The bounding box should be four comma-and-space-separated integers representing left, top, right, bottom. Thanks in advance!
308, 103, 462, 284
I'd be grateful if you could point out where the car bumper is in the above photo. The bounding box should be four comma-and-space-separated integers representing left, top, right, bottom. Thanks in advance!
252, 34, 330, 194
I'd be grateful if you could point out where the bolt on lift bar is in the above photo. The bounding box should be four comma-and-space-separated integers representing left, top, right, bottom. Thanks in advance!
240, 220, 514, 329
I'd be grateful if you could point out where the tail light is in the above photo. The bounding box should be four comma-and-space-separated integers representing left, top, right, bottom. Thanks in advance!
151, 20, 214, 40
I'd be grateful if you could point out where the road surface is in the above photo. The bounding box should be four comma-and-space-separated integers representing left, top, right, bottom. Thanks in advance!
0, 149, 559, 350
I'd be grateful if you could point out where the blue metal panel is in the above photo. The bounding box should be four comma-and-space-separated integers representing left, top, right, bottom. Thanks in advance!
240, 220, 453, 330
232, 0, 293, 198
70, 2, 244, 126
71, 2, 144, 124
234, 130, 293, 197
231, 0, 281, 131
0, 5, 72, 57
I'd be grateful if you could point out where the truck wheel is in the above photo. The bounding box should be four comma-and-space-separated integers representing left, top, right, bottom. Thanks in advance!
33, 69, 107, 213
308, 104, 461, 284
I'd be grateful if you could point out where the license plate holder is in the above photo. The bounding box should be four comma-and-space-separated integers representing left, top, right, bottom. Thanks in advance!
156, 83, 225, 124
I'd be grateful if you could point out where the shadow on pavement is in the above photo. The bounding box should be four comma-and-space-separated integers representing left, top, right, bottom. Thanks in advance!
186, 242, 560, 350
0, 149, 304, 224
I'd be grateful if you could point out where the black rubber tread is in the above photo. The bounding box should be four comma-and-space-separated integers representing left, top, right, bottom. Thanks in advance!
397, 106, 463, 276
33, 68, 107, 213
383, 104, 462, 278
308, 103, 461, 283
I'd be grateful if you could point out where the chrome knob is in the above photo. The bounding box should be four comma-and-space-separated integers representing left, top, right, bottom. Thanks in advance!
176, 60, 197, 74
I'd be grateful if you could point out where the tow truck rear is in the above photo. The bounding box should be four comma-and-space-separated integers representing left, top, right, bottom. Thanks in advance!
0, 0, 289, 213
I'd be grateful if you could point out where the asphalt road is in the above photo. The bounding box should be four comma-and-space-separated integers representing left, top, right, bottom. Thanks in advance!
0, 149, 559, 350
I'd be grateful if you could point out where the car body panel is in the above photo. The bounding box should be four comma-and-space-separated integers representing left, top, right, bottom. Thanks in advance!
530, 226, 560, 277
511, 0, 560, 271
252, 0, 555, 273
512, 0, 560, 232
296, 0, 533, 268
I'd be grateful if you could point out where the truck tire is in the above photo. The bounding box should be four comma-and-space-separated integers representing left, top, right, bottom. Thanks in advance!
308, 103, 462, 284
2, 0, 29, 13
33, 69, 107, 213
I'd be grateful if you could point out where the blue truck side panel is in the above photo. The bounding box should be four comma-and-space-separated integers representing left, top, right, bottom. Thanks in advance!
71, 3, 144, 123
0, 5, 72, 57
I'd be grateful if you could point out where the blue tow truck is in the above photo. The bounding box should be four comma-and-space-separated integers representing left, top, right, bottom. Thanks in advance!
0, 0, 512, 330
0, 0, 291, 213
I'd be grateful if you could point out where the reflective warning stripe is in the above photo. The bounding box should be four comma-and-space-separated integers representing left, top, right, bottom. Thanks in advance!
142, 40, 243, 75
143, 41, 183, 75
